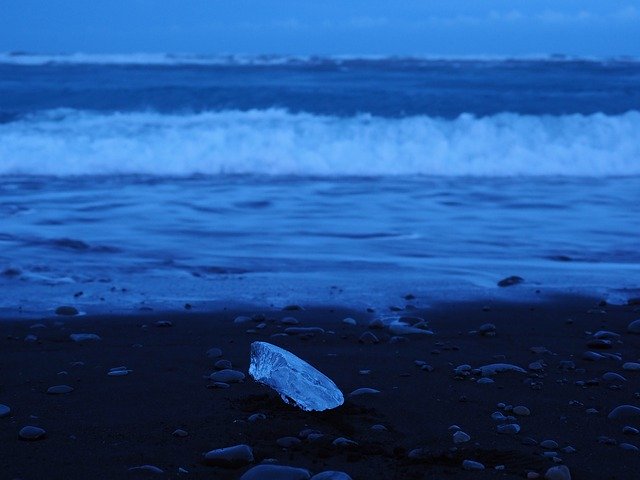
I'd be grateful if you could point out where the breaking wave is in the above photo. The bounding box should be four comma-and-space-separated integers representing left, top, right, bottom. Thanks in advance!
1, 108, 638, 177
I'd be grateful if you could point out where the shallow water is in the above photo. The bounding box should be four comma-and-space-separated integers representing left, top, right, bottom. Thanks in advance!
0, 56, 639, 313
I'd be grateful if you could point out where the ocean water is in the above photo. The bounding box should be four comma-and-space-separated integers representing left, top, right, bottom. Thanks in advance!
1, 54, 639, 315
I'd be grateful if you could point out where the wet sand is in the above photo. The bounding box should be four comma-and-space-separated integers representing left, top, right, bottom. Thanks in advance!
1, 296, 640, 479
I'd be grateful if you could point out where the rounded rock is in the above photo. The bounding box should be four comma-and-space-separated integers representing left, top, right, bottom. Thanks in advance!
453, 431, 471, 444
545, 465, 571, 480
513, 406, 531, 416
462, 460, 485, 471
608, 405, 640, 421
627, 319, 640, 334
55, 306, 78, 316
311, 472, 353, 480
203, 444, 253, 467
277, 436, 302, 448
209, 369, 245, 383
206, 347, 223, 358
240, 465, 311, 480
18, 426, 46, 441
214, 359, 233, 370
540, 440, 559, 449
0, 404, 11, 418
47, 385, 74, 394
623, 362, 640, 371
497, 424, 521, 435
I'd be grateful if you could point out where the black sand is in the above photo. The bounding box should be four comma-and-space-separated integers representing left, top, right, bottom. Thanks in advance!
1, 297, 640, 479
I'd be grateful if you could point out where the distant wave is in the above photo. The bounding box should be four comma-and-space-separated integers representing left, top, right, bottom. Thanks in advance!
1, 109, 639, 177
1, 52, 639, 66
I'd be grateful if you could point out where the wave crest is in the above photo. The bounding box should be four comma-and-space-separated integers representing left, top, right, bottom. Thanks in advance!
1, 109, 638, 177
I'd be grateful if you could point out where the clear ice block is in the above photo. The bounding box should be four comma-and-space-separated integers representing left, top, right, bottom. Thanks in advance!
249, 341, 344, 412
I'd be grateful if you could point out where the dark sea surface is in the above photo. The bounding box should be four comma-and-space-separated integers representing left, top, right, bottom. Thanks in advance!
0, 54, 639, 314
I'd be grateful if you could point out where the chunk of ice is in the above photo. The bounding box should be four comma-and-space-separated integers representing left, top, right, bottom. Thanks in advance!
249, 341, 344, 411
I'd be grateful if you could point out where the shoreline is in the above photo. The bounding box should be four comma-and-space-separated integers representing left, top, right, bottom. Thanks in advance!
1, 295, 640, 479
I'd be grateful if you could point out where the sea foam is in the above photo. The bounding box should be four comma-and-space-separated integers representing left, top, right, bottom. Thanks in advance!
1, 108, 638, 177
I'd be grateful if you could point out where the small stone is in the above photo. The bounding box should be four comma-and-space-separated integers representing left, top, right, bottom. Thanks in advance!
371, 424, 387, 432
358, 332, 379, 344
70, 333, 101, 342
593, 330, 620, 340
462, 460, 485, 470
453, 431, 471, 444
46, 385, 74, 394
332, 437, 359, 448
528, 361, 545, 371
513, 406, 531, 416
620, 443, 639, 451
56, 306, 78, 316
277, 436, 302, 448
214, 359, 233, 370
0, 404, 11, 417
545, 465, 571, 480
587, 339, 613, 349
203, 444, 253, 467
128, 465, 164, 475
477, 378, 494, 384
627, 319, 640, 334
24, 334, 38, 342
280, 317, 299, 325
348, 388, 380, 397
209, 369, 245, 383
602, 372, 627, 383
248, 413, 266, 422
368, 318, 385, 329
207, 382, 230, 389
497, 275, 524, 287
206, 347, 223, 358
172, 429, 188, 437
18, 426, 46, 441
623, 362, 640, 371
608, 405, 640, 420
623, 426, 639, 435
497, 424, 521, 434
240, 465, 311, 480
310, 472, 353, 480
234, 316, 252, 324
540, 440, 559, 449
342, 318, 356, 326
155, 320, 172, 327
582, 351, 605, 361
478, 323, 496, 335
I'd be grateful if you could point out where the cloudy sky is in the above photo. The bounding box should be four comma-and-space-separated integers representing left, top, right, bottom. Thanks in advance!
1, 0, 639, 56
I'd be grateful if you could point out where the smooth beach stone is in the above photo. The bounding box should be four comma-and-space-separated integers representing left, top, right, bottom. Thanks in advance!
128, 465, 164, 475
478, 363, 526, 376
214, 359, 233, 370
154, 320, 172, 327
608, 405, 640, 420
623, 362, 640, 371
284, 327, 325, 336
593, 330, 621, 340
46, 385, 74, 394
342, 317, 356, 326
497, 275, 524, 287
513, 406, 531, 416
497, 424, 521, 434
249, 342, 343, 411
602, 372, 627, 383
210, 369, 245, 383
478, 323, 496, 335
545, 465, 571, 480
18, 425, 46, 441
108, 368, 131, 376
453, 431, 471, 444
332, 437, 358, 448
462, 460, 485, 471
371, 424, 387, 432
620, 443, 639, 451
311, 472, 353, 480
388, 320, 433, 335
358, 332, 379, 344
477, 377, 494, 384
70, 333, 101, 342
587, 339, 613, 349
0, 404, 11, 418
55, 305, 79, 316
368, 318, 385, 329
24, 334, 38, 342
206, 347, 223, 358
172, 429, 188, 437
280, 317, 299, 325
348, 388, 380, 397
623, 426, 640, 435
203, 444, 254, 467
540, 440, 559, 449
248, 413, 266, 422
240, 465, 311, 480
627, 319, 640, 334
234, 316, 252, 324
582, 351, 605, 361
528, 360, 545, 371
277, 436, 301, 448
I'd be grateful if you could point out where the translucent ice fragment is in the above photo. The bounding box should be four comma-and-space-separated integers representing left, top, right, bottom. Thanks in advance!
249, 341, 344, 411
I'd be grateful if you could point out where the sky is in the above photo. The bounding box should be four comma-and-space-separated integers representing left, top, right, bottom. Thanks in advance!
1, 0, 639, 57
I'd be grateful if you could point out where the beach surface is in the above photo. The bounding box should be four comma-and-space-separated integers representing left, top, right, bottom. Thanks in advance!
2, 296, 640, 479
